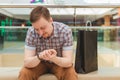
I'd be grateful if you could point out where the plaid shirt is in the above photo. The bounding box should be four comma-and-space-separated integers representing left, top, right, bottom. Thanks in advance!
25, 22, 73, 57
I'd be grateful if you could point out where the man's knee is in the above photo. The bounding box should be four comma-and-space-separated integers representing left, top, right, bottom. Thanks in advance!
62, 67, 78, 80
18, 67, 34, 80
19, 67, 32, 75
64, 66, 77, 76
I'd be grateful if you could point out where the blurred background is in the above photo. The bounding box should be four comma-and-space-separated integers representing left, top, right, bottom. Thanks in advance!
0, 0, 120, 68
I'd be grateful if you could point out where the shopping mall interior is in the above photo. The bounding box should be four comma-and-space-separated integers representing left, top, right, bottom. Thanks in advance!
0, 0, 120, 80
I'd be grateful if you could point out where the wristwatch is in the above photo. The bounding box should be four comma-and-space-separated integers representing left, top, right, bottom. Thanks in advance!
36, 53, 42, 61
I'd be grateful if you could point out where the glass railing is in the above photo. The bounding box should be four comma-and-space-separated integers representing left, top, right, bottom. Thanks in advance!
0, 26, 120, 67
0, 27, 28, 54
0, 26, 120, 53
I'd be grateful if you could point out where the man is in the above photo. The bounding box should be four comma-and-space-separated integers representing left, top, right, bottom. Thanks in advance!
18, 6, 78, 80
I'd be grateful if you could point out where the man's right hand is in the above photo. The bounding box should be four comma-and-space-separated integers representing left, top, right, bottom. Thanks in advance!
39, 49, 57, 61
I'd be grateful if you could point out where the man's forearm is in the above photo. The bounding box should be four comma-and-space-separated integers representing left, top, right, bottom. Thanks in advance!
24, 56, 41, 68
51, 57, 72, 68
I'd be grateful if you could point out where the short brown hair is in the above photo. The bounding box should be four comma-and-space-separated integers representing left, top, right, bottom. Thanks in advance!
30, 6, 50, 23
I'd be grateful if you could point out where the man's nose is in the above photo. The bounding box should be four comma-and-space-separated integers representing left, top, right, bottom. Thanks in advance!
38, 30, 43, 36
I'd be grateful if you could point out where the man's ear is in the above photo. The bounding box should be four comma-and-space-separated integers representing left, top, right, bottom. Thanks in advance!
49, 17, 53, 23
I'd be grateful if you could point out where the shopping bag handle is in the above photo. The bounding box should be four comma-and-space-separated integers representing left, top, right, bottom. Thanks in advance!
85, 20, 92, 31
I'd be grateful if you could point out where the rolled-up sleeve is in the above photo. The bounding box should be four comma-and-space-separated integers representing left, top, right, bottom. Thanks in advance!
63, 28, 73, 50
25, 28, 36, 50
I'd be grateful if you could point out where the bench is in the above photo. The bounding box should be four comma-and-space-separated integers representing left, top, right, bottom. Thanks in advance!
0, 67, 120, 80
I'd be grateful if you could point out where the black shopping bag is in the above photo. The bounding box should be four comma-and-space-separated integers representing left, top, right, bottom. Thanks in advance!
75, 30, 98, 73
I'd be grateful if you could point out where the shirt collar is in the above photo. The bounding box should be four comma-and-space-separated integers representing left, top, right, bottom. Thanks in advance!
52, 23, 59, 38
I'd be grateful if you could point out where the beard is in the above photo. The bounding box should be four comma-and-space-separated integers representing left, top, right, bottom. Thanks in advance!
42, 33, 49, 38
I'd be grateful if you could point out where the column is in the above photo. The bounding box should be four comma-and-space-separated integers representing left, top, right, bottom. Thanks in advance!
103, 15, 111, 41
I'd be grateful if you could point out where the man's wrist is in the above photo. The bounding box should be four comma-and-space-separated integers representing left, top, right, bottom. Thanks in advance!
50, 56, 57, 62
36, 53, 42, 61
